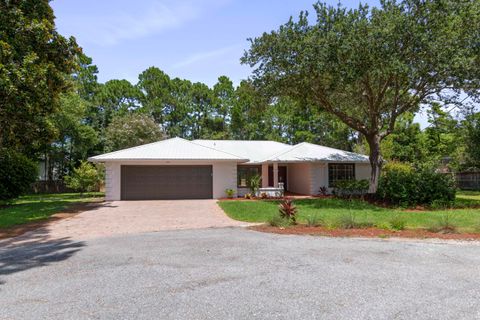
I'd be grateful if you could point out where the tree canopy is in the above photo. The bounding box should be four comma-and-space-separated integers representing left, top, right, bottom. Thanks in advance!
242, 0, 480, 192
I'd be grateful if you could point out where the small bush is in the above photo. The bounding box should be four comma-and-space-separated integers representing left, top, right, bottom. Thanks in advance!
278, 198, 297, 224
377, 162, 456, 207
248, 174, 261, 195
268, 214, 291, 227
260, 192, 268, 199
318, 186, 328, 196
335, 213, 357, 229
388, 215, 406, 231
225, 188, 235, 198
430, 199, 454, 210
305, 214, 324, 227
428, 213, 457, 233
65, 161, 102, 194
334, 179, 369, 198
244, 193, 252, 199
0, 149, 38, 202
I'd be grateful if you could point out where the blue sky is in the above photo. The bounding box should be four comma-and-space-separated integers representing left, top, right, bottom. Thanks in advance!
52, 0, 434, 127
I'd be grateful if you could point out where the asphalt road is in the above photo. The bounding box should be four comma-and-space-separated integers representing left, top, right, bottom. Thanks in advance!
1, 228, 480, 320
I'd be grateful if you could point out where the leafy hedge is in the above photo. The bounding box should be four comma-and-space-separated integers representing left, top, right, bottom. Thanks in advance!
0, 149, 38, 201
377, 162, 456, 207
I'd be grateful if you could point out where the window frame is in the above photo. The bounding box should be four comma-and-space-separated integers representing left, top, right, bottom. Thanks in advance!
328, 163, 356, 187
237, 165, 261, 188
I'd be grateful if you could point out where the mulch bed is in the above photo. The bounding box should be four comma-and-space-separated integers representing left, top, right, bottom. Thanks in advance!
250, 224, 480, 241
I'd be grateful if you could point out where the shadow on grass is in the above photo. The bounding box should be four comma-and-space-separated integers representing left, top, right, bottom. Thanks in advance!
0, 228, 85, 285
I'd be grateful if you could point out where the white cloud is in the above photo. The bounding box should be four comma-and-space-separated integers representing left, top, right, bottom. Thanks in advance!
172, 44, 242, 69
60, 0, 229, 46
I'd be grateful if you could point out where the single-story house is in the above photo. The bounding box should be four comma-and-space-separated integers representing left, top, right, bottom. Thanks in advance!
89, 137, 371, 200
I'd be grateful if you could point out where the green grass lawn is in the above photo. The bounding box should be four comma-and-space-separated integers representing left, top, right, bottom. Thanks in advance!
218, 190, 480, 233
0, 192, 104, 229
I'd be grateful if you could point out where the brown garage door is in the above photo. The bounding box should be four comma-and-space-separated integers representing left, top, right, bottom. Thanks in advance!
121, 165, 213, 200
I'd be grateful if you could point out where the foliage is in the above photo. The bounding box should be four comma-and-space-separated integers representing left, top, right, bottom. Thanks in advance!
334, 180, 369, 198
244, 193, 252, 199
333, 212, 374, 229
0, 149, 38, 201
377, 163, 456, 206
225, 189, 235, 198
278, 199, 297, 224
462, 112, 480, 168
105, 113, 164, 152
248, 174, 262, 195
268, 214, 291, 228
427, 213, 457, 233
242, 1, 480, 193
305, 214, 324, 227
0, 0, 79, 155
318, 186, 328, 196
64, 161, 102, 193
260, 192, 268, 199
388, 215, 406, 231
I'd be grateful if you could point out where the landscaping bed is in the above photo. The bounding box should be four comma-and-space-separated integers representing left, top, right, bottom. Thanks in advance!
219, 191, 480, 239
250, 225, 480, 241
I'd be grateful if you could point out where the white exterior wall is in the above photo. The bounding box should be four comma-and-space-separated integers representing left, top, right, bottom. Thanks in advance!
212, 162, 237, 198
287, 163, 312, 195
105, 162, 121, 201
310, 163, 327, 195
103, 160, 238, 200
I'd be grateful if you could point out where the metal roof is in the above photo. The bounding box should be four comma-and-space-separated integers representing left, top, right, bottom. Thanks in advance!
88, 137, 249, 162
193, 140, 291, 163
89, 137, 369, 163
264, 142, 369, 163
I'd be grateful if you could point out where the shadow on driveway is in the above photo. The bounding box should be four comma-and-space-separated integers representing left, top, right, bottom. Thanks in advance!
0, 227, 85, 284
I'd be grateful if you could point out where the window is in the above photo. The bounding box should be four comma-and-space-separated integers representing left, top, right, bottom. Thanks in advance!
328, 163, 355, 187
237, 166, 260, 187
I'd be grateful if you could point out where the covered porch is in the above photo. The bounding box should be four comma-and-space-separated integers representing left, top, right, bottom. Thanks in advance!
237, 162, 324, 197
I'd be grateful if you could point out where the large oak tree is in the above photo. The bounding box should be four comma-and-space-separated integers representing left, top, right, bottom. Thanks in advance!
0, 0, 79, 155
242, 0, 480, 192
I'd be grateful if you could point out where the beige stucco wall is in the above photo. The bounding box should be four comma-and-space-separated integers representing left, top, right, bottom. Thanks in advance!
355, 163, 371, 181
287, 163, 312, 195
103, 160, 238, 200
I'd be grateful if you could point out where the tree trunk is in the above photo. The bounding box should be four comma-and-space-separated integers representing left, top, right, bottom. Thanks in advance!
366, 134, 383, 194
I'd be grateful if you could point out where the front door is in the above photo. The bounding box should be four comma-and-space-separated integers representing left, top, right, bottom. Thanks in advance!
268, 165, 287, 189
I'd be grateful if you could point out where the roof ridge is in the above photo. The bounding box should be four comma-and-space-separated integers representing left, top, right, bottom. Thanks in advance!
301, 142, 367, 156
89, 137, 182, 160
187, 139, 247, 159
258, 143, 303, 162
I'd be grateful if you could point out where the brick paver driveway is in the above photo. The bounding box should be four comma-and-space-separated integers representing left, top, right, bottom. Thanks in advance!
5, 200, 249, 241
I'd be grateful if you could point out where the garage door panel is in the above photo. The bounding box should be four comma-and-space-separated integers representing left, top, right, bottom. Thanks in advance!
121, 165, 213, 200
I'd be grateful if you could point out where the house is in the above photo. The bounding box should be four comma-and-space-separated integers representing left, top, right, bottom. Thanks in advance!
88, 137, 371, 200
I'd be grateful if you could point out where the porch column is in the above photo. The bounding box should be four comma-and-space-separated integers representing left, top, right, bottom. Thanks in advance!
273, 162, 279, 187
261, 163, 269, 188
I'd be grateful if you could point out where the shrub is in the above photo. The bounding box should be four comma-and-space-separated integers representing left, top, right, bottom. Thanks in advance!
278, 198, 297, 224
335, 213, 356, 229
377, 162, 456, 207
244, 193, 252, 199
260, 192, 268, 199
0, 149, 38, 201
268, 214, 291, 227
318, 186, 328, 196
225, 188, 235, 198
305, 214, 324, 227
334, 179, 369, 198
65, 161, 102, 194
428, 213, 457, 233
248, 174, 261, 195
388, 215, 406, 231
